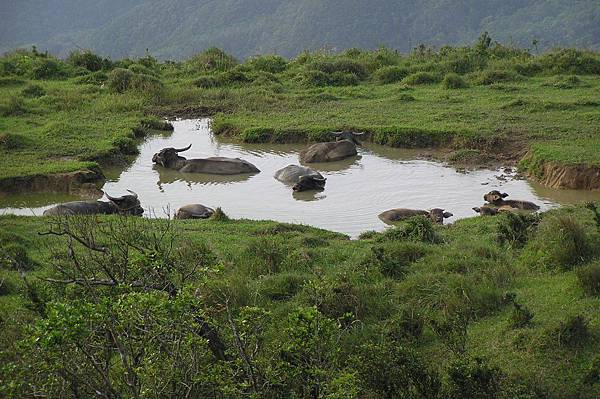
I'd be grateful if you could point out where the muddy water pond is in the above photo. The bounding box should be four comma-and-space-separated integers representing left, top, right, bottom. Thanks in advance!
2, 119, 600, 237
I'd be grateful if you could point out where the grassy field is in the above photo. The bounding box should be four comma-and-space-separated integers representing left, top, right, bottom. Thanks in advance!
1, 204, 600, 397
1, 44, 600, 188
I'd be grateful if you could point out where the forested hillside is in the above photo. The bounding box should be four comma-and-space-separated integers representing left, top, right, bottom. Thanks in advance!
1, 0, 599, 59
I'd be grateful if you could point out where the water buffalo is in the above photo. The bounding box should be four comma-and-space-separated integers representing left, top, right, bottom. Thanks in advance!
483, 190, 540, 211
378, 208, 453, 225
43, 190, 143, 216
152, 144, 260, 175
274, 165, 326, 191
299, 131, 364, 163
472, 205, 499, 216
175, 204, 215, 219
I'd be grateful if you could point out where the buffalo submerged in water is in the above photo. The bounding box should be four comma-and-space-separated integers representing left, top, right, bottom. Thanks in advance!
152, 144, 260, 175
274, 165, 326, 192
299, 131, 364, 163
43, 190, 144, 216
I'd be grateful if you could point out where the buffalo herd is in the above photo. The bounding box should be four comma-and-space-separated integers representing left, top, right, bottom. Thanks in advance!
43, 130, 541, 225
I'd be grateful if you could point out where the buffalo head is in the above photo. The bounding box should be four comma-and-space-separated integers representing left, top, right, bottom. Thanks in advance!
106, 190, 144, 216
152, 144, 192, 168
428, 208, 453, 224
293, 175, 327, 192
332, 131, 365, 146
484, 190, 509, 204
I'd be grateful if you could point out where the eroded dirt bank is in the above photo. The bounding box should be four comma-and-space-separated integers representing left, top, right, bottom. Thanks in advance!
531, 162, 600, 190
0, 168, 105, 196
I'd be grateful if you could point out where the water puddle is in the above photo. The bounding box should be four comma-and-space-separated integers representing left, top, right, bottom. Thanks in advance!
2, 119, 600, 237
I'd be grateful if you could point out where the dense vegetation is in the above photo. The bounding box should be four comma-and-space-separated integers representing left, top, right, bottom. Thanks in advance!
1, 203, 600, 397
1, 38, 600, 186
1, 0, 599, 59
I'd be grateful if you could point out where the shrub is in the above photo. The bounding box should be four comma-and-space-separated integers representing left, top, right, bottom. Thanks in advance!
246, 236, 285, 274
374, 66, 409, 84
21, 83, 46, 98
370, 241, 427, 278
128, 63, 158, 77
551, 314, 589, 347
497, 212, 539, 248
259, 272, 307, 301
522, 214, 592, 270
329, 71, 359, 86
577, 262, 600, 296
442, 72, 468, 89
218, 69, 251, 85
402, 72, 439, 85
309, 58, 368, 80
189, 47, 238, 72
75, 70, 108, 85
474, 69, 521, 85
537, 49, 600, 75
298, 70, 330, 87
379, 216, 439, 244
209, 207, 229, 221
194, 75, 220, 88
445, 357, 503, 399
1, 96, 27, 116
129, 73, 163, 94
67, 50, 104, 72
245, 55, 287, 73
31, 58, 67, 79
107, 68, 134, 93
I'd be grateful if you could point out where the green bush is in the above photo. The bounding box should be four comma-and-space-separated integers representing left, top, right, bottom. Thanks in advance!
1, 96, 27, 117
522, 215, 592, 271
329, 71, 359, 86
370, 241, 427, 278
538, 49, 600, 75
107, 68, 134, 93
445, 357, 503, 399
298, 70, 330, 87
21, 83, 46, 98
194, 75, 220, 88
67, 50, 104, 72
379, 216, 439, 243
442, 72, 469, 89
245, 55, 287, 73
129, 73, 163, 93
308, 58, 369, 80
374, 66, 410, 84
551, 314, 589, 347
402, 72, 440, 85
577, 262, 600, 296
75, 70, 108, 85
259, 272, 307, 300
128, 63, 158, 77
31, 58, 68, 79
474, 69, 521, 85
189, 47, 238, 72
497, 212, 539, 248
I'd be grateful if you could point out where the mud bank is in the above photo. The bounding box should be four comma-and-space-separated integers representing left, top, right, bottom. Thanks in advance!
532, 162, 600, 190
0, 168, 105, 196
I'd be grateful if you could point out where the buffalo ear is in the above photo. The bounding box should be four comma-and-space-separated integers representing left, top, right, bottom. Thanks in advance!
443, 212, 453, 218
472, 207, 481, 213
501, 192, 509, 198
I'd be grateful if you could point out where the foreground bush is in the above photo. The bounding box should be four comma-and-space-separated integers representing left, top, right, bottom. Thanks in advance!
67, 50, 105, 72
577, 262, 600, 296
442, 72, 469, 89
374, 65, 409, 84
402, 71, 440, 85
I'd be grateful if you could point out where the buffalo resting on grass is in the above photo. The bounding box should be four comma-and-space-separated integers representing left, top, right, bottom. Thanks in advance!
274, 165, 326, 192
43, 190, 143, 216
379, 208, 453, 225
299, 131, 364, 163
152, 144, 260, 175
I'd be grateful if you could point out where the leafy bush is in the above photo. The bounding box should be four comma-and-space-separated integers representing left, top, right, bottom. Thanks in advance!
522, 215, 592, 270
577, 262, 600, 296
31, 58, 68, 79
537, 49, 600, 75
67, 50, 104, 72
106, 68, 134, 93
75, 70, 108, 85
379, 216, 439, 243
21, 83, 46, 98
551, 314, 589, 347
1, 96, 27, 117
442, 72, 469, 89
445, 357, 503, 399
129, 73, 163, 93
298, 70, 330, 87
374, 66, 409, 84
259, 272, 307, 300
402, 72, 440, 85
370, 241, 427, 278
218, 69, 252, 85
309, 58, 368, 79
473, 69, 521, 85
497, 212, 539, 248
329, 71, 359, 86
189, 47, 238, 72
245, 55, 287, 73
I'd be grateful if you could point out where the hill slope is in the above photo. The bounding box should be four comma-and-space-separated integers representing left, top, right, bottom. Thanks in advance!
1, 0, 599, 59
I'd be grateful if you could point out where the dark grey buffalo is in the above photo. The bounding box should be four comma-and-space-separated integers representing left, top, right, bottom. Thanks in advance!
299, 131, 364, 163
43, 190, 143, 216
378, 208, 453, 225
472, 205, 500, 216
274, 165, 326, 192
175, 204, 215, 219
152, 144, 260, 175
483, 190, 540, 211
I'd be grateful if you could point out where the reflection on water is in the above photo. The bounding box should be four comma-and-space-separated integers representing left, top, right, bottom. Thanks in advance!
2, 118, 600, 237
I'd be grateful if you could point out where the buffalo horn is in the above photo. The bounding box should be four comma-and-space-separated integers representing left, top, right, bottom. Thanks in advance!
175, 144, 192, 153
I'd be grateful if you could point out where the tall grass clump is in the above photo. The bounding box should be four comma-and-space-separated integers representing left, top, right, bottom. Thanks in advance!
188, 47, 238, 72
577, 261, 600, 296
521, 215, 592, 271
245, 55, 287, 73
379, 216, 440, 244
442, 72, 469, 89
1, 96, 27, 116
67, 50, 105, 72
402, 72, 440, 85
537, 49, 600, 75
21, 84, 46, 98
107, 68, 134, 93
374, 66, 409, 84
